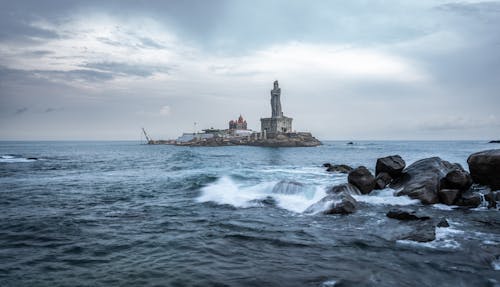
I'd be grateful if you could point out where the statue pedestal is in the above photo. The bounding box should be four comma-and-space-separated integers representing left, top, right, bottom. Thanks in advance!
260, 116, 293, 137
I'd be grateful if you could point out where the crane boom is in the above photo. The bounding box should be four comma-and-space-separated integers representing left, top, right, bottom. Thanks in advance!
142, 128, 152, 143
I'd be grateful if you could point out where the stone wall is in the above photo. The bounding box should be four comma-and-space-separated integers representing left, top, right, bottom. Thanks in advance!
260, 117, 293, 135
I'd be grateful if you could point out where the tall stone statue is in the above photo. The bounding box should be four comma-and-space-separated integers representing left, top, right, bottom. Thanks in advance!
271, 80, 282, 118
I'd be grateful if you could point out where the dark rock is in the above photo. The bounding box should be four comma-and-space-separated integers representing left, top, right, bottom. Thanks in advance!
402, 223, 436, 242
27, 157, 38, 160
327, 183, 362, 195
272, 180, 305, 194
467, 149, 500, 190
386, 208, 431, 221
489, 140, 500, 143
348, 166, 376, 194
347, 141, 354, 145
441, 169, 473, 191
326, 164, 353, 174
438, 189, 460, 205
305, 191, 357, 215
437, 218, 450, 227
374, 172, 392, 190
323, 163, 332, 168
456, 191, 482, 207
391, 157, 462, 204
376, 155, 406, 178
485, 191, 499, 209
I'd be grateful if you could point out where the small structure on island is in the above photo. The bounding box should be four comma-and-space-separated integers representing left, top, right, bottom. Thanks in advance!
229, 115, 248, 130
260, 81, 293, 138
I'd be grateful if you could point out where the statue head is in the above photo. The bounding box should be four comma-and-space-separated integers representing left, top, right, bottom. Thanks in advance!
273, 80, 279, 89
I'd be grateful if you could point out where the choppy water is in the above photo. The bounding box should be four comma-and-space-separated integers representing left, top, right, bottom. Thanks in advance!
0, 141, 499, 286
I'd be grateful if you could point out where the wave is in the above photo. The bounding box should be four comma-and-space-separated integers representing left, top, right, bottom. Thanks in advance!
195, 176, 326, 213
0, 154, 38, 163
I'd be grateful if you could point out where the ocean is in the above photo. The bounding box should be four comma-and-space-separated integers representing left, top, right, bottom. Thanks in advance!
0, 141, 499, 286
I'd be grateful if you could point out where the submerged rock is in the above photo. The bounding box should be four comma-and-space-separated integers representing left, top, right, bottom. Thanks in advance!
467, 149, 500, 190
401, 223, 436, 242
305, 191, 357, 215
272, 180, 305, 194
348, 166, 376, 194
485, 191, 500, 209
327, 183, 362, 195
391, 157, 461, 204
376, 155, 406, 178
374, 172, 392, 190
326, 164, 353, 174
437, 218, 450, 228
386, 208, 431, 221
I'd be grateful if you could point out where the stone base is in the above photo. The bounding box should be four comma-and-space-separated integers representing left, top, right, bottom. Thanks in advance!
261, 117, 293, 134
170, 132, 321, 147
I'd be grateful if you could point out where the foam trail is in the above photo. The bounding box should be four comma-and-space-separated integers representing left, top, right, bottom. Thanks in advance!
352, 188, 420, 206
0, 155, 37, 163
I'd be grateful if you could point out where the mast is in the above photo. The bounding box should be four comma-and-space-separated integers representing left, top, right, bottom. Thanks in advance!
142, 128, 152, 143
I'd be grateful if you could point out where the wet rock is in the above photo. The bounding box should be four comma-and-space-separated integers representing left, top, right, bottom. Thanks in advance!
374, 172, 392, 190
376, 155, 406, 178
327, 183, 362, 195
402, 223, 436, 242
391, 157, 461, 204
305, 191, 357, 215
272, 180, 305, 194
489, 140, 500, 143
386, 208, 431, 221
438, 189, 460, 205
456, 191, 482, 207
326, 164, 353, 174
323, 163, 332, 168
467, 149, 500, 190
441, 169, 473, 191
485, 191, 500, 209
437, 218, 450, 227
348, 166, 376, 194
27, 157, 38, 160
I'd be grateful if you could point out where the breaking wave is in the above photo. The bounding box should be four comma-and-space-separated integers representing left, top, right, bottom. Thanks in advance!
0, 154, 38, 163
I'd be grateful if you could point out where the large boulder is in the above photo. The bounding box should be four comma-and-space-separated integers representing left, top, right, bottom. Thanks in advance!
375, 155, 406, 178
326, 183, 362, 195
305, 191, 357, 215
348, 166, 376, 194
441, 169, 473, 191
391, 157, 462, 204
456, 191, 482, 207
467, 149, 500, 190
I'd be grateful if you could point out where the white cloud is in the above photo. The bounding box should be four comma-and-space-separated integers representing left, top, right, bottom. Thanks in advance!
159, 105, 171, 116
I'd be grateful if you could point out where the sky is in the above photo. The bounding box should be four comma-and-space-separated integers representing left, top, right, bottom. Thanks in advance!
0, 0, 499, 140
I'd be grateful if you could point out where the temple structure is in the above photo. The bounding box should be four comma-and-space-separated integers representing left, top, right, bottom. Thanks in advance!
260, 80, 293, 137
229, 115, 247, 130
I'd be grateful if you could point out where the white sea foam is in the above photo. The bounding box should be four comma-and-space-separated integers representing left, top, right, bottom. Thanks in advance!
196, 176, 327, 213
320, 280, 337, 287
0, 155, 37, 163
352, 188, 420, 206
492, 258, 500, 270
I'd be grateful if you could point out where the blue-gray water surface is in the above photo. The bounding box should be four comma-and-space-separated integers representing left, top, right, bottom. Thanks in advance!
0, 141, 499, 286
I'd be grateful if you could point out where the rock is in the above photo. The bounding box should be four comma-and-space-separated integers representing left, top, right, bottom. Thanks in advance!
456, 192, 482, 207
441, 169, 473, 191
489, 140, 500, 143
485, 191, 499, 209
347, 141, 354, 145
326, 164, 353, 174
348, 166, 376, 194
401, 223, 436, 242
305, 191, 357, 215
438, 189, 460, 205
27, 157, 38, 160
386, 208, 431, 221
375, 155, 406, 178
375, 172, 392, 190
323, 163, 332, 168
272, 180, 305, 194
467, 149, 500, 190
391, 157, 462, 204
327, 183, 362, 195
437, 218, 450, 227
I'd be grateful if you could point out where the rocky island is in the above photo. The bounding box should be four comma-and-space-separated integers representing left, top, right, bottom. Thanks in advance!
147, 81, 321, 147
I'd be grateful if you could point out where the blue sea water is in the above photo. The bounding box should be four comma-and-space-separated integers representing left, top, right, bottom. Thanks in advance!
0, 141, 499, 286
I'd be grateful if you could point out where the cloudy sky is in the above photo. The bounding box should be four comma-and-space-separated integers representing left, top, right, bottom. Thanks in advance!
0, 0, 499, 140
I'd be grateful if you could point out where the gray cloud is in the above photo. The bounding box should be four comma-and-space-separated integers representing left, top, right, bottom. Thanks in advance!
82, 62, 170, 78
14, 107, 28, 115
